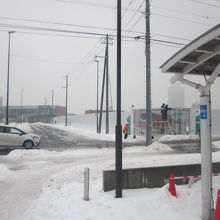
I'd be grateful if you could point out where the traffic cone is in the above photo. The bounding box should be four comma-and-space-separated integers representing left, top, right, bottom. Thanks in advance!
214, 189, 220, 220
168, 173, 177, 197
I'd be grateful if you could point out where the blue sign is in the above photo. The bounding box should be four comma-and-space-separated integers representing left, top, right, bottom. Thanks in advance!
200, 105, 208, 119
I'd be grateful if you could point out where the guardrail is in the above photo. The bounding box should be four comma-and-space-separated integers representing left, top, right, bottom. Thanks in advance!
103, 162, 220, 192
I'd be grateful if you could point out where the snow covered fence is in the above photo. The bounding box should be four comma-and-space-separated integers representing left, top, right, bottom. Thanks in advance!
103, 162, 220, 192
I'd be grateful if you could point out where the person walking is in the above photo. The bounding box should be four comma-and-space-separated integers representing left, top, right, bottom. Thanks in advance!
123, 124, 129, 139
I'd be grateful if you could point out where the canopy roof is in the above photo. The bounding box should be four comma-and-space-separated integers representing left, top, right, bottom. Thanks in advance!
160, 24, 220, 76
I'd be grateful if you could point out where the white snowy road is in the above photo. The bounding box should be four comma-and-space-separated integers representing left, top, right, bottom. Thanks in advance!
1, 124, 220, 220
0, 149, 115, 220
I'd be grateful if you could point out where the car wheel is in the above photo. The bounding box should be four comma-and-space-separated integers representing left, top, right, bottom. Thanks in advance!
23, 140, 34, 149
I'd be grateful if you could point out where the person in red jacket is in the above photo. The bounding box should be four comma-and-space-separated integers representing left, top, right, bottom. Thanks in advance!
123, 124, 129, 139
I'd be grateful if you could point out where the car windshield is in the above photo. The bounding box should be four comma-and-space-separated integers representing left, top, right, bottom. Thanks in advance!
15, 127, 28, 135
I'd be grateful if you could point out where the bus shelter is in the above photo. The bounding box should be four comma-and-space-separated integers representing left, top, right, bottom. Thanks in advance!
160, 24, 220, 220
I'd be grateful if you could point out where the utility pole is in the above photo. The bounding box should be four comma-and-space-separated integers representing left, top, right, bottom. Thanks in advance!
115, 0, 122, 198
106, 35, 109, 134
98, 50, 107, 133
65, 75, 68, 127
94, 59, 99, 133
145, 0, 152, 146
20, 88, 23, 124
6, 31, 15, 125
51, 90, 54, 124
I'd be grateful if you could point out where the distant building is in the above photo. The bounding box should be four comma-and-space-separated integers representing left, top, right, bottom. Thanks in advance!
168, 85, 185, 108
84, 109, 114, 114
0, 105, 65, 123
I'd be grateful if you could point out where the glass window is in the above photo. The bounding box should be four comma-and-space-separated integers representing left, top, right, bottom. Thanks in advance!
10, 128, 22, 135
0, 126, 4, 133
5, 127, 10, 133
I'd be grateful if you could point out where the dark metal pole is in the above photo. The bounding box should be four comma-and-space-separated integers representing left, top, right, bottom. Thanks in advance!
98, 47, 107, 133
65, 75, 68, 127
6, 31, 15, 125
21, 88, 23, 124
51, 90, 54, 124
115, 0, 122, 198
145, 0, 152, 146
94, 60, 99, 133
106, 35, 109, 134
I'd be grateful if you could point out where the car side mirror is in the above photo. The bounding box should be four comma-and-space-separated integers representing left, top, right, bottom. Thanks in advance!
19, 133, 23, 136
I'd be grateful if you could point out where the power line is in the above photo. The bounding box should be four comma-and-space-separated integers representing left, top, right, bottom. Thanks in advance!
55, 0, 220, 22
190, 0, 220, 8
0, 23, 110, 37
14, 30, 101, 40
121, 0, 136, 18
151, 4, 220, 21
0, 15, 144, 35
0, 17, 192, 42
128, 13, 144, 32
11, 54, 93, 65
0, 22, 188, 47
151, 41, 183, 49
151, 39, 185, 46
108, 0, 142, 37
122, 0, 145, 30
152, 12, 213, 26
55, 0, 116, 10
0, 22, 147, 41
55, 0, 138, 12
152, 33, 191, 42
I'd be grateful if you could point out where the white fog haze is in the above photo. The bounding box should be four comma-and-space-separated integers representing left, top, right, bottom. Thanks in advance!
1, 1, 220, 219
0, 0, 219, 113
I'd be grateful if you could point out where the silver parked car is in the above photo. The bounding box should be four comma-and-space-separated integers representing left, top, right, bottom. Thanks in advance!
0, 125, 40, 149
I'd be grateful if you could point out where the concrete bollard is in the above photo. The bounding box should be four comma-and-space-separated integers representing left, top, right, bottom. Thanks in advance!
84, 167, 90, 201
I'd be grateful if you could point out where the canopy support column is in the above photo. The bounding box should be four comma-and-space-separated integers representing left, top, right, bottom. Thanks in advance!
199, 86, 213, 220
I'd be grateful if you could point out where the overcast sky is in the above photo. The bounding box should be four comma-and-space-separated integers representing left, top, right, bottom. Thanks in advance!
0, 0, 219, 114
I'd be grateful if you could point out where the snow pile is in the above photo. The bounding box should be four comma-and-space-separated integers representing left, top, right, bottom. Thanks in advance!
213, 141, 220, 148
2, 130, 220, 220
0, 164, 12, 179
55, 111, 128, 134
159, 134, 198, 142
22, 183, 202, 220
6, 148, 109, 160
13, 123, 33, 133
145, 142, 173, 152
6, 149, 64, 159
57, 124, 116, 141
21, 155, 220, 220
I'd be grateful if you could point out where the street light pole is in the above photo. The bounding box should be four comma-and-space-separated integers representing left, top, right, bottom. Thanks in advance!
6, 31, 15, 125
115, 0, 122, 198
94, 59, 99, 133
20, 88, 23, 124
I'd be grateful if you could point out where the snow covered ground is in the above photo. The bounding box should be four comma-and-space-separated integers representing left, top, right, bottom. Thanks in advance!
1, 123, 220, 220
